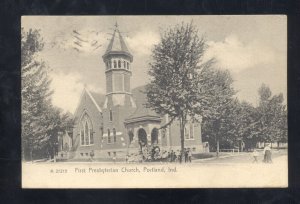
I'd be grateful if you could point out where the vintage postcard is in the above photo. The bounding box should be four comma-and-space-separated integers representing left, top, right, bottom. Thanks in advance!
21, 15, 287, 188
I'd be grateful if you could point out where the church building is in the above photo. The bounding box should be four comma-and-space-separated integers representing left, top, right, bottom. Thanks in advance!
63, 25, 206, 161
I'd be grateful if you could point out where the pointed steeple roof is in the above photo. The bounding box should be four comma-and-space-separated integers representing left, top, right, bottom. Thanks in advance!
102, 22, 133, 61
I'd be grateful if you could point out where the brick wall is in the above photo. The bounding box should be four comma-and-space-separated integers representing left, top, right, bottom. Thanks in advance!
160, 116, 203, 153
106, 72, 112, 93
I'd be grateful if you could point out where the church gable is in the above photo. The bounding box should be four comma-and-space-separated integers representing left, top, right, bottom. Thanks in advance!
74, 89, 104, 120
73, 89, 103, 142
72, 89, 104, 155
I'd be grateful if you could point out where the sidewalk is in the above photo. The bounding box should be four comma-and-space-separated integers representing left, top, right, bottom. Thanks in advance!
193, 152, 248, 162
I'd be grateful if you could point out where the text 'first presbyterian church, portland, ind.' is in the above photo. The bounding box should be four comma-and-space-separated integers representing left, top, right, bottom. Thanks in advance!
58, 24, 207, 161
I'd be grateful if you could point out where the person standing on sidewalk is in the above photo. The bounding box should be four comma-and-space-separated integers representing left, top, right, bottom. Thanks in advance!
184, 149, 188, 163
188, 150, 192, 163
112, 154, 117, 163
89, 150, 95, 162
170, 150, 174, 162
263, 144, 272, 163
252, 149, 259, 163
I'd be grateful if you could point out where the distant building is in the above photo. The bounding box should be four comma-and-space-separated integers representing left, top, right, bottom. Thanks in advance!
68, 25, 206, 160
58, 131, 72, 152
57, 130, 73, 159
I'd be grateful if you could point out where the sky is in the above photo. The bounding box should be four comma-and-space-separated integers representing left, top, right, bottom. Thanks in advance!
22, 15, 287, 113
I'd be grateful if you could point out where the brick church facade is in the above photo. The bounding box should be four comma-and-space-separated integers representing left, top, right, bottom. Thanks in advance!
60, 25, 206, 161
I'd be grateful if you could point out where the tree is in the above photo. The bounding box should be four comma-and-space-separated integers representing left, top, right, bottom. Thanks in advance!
199, 67, 236, 156
235, 101, 258, 150
22, 28, 51, 160
253, 84, 287, 147
42, 107, 74, 160
202, 99, 260, 152
21, 28, 73, 161
203, 83, 287, 152
146, 22, 235, 159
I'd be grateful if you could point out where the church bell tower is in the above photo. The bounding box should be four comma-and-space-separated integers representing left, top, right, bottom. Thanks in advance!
101, 23, 136, 137
102, 23, 134, 107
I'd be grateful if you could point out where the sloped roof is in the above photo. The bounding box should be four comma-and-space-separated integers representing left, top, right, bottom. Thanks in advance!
89, 91, 106, 108
103, 26, 133, 61
73, 88, 105, 117
76, 86, 160, 124
125, 86, 161, 123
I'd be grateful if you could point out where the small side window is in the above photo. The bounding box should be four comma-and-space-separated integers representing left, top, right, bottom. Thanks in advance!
107, 129, 111, 143
118, 60, 121, 68
113, 128, 117, 143
109, 109, 113, 121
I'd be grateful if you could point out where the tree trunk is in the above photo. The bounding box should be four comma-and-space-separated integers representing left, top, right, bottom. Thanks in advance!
213, 120, 221, 158
30, 149, 33, 163
179, 117, 185, 164
216, 139, 219, 158
52, 146, 56, 162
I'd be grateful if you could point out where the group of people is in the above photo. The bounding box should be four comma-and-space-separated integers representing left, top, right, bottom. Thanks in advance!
168, 149, 192, 163
252, 144, 273, 163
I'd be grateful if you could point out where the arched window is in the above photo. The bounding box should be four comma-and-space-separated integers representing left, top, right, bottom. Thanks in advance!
123, 61, 126, 69
100, 127, 103, 141
113, 60, 117, 68
85, 122, 89, 144
113, 128, 117, 143
109, 109, 113, 121
184, 125, 190, 139
90, 128, 94, 144
127, 62, 129, 70
118, 60, 121, 68
107, 129, 111, 143
190, 123, 194, 139
80, 113, 94, 146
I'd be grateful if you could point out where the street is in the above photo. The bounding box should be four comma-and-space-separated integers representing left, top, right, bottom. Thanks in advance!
193, 149, 287, 164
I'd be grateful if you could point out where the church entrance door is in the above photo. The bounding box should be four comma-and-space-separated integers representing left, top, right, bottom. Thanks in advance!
151, 128, 159, 145
138, 128, 147, 150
